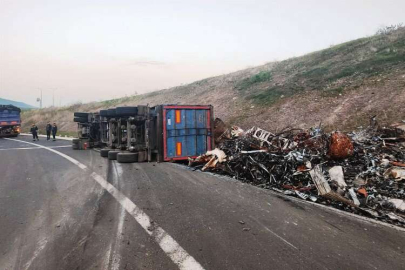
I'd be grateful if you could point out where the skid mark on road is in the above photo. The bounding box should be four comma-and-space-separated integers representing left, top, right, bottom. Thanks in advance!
249, 216, 298, 250
6, 138, 205, 270
23, 238, 48, 270
110, 162, 125, 270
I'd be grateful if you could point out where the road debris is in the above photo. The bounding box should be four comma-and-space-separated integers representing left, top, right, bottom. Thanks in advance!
191, 117, 405, 227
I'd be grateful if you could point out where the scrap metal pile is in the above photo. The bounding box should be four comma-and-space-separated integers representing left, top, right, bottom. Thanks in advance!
189, 118, 405, 227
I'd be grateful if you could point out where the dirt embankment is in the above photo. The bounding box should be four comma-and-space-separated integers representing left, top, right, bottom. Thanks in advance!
21, 27, 405, 133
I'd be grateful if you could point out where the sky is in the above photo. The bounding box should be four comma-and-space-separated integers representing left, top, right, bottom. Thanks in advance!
0, 0, 404, 107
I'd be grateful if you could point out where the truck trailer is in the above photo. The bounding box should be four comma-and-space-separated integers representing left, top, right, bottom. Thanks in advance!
73, 104, 214, 163
0, 105, 21, 137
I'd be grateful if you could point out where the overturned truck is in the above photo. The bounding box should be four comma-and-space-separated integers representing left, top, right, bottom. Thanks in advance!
73, 105, 214, 163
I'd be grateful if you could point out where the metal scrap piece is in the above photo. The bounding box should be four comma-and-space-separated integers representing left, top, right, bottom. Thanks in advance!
329, 166, 347, 189
348, 188, 361, 206
309, 165, 331, 196
328, 132, 354, 159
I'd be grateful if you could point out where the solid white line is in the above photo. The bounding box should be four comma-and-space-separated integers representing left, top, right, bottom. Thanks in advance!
0, 145, 71, 151
5, 138, 205, 270
5, 139, 87, 170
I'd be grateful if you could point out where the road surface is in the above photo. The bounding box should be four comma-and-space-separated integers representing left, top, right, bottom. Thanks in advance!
0, 135, 404, 270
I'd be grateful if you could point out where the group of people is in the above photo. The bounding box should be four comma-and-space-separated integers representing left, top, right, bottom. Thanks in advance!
30, 122, 58, 141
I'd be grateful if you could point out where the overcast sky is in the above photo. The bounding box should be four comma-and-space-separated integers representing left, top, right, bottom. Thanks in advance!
0, 0, 404, 107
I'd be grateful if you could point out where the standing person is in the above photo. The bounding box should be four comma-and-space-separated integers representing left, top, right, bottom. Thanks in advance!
52, 123, 58, 141
46, 122, 52, 140
30, 124, 39, 141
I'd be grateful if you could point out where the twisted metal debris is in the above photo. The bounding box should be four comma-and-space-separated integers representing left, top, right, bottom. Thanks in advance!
189, 118, 405, 227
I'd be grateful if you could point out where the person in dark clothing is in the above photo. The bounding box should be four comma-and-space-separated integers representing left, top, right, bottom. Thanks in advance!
46, 122, 52, 140
52, 123, 58, 141
30, 124, 39, 141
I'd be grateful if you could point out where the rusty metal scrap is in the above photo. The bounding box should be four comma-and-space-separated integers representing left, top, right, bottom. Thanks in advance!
189, 117, 405, 227
328, 132, 354, 159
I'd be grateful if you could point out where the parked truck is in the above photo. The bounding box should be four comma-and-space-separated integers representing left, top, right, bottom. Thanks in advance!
73, 104, 214, 163
0, 105, 21, 137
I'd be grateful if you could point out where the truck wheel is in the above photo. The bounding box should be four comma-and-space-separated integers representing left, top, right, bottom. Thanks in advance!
74, 112, 89, 118
72, 144, 79, 150
108, 151, 120, 160
74, 117, 88, 123
100, 149, 110, 157
72, 138, 80, 144
117, 153, 138, 163
116, 107, 138, 116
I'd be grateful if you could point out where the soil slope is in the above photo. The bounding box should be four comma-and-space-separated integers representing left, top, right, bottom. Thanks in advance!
21, 27, 405, 134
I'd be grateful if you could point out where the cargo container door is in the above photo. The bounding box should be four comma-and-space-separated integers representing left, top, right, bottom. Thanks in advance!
164, 107, 211, 160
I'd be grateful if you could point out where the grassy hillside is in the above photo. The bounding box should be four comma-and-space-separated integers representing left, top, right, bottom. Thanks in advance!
21, 27, 405, 134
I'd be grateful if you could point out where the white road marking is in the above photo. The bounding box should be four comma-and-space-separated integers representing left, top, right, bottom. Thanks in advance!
6, 138, 205, 270
0, 145, 71, 151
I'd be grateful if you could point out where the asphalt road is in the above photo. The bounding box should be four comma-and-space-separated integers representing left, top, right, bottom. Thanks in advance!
0, 135, 404, 270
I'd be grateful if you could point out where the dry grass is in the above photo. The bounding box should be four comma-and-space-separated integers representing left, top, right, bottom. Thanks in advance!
22, 28, 405, 133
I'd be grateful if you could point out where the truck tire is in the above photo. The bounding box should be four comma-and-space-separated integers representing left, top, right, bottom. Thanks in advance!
107, 108, 116, 117
100, 149, 110, 157
100, 110, 108, 117
117, 152, 138, 163
72, 138, 80, 144
116, 107, 138, 116
72, 144, 79, 150
74, 117, 88, 123
108, 150, 120, 160
74, 112, 89, 118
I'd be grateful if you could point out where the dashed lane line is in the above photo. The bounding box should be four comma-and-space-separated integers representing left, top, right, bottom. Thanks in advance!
5, 138, 205, 270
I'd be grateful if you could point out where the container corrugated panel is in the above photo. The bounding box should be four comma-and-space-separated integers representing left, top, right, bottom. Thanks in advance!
163, 105, 213, 161
0, 109, 21, 126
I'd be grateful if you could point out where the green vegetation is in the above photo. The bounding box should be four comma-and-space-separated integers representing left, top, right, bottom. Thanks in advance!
18, 26, 405, 134
101, 98, 124, 107
195, 78, 209, 86
303, 67, 329, 78
239, 27, 405, 106
237, 71, 272, 91
248, 86, 284, 105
